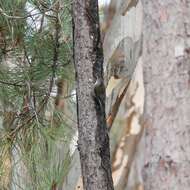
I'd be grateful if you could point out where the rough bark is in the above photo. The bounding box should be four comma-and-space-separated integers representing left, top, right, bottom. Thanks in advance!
73, 1, 114, 190
142, 0, 190, 189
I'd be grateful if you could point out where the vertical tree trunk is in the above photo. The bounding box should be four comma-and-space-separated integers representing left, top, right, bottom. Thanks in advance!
142, 0, 190, 189
72, 1, 114, 190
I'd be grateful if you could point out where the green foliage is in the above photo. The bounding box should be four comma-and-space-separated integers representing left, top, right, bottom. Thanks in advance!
18, 122, 72, 190
0, 0, 74, 189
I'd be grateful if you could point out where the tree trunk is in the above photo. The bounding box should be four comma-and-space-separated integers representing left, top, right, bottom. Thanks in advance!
142, 0, 190, 189
72, 1, 114, 190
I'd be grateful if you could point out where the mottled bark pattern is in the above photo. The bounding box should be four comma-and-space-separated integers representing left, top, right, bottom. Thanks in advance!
73, 0, 114, 190
142, 0, 190, 189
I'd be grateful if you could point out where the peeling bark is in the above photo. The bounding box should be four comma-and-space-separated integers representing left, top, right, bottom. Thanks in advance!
103, 0, 145, 189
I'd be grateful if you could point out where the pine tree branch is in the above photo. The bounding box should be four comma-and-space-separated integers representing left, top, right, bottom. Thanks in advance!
7, 5, 62, 138
0, 80, 23, 87
0, 7, 41, 19
0, 7, 53, 20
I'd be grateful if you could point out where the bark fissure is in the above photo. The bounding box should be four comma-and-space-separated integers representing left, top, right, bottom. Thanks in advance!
73, 0, 114, 189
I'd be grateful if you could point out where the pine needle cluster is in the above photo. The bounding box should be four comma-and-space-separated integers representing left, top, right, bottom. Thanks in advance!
0, 0, 75, 189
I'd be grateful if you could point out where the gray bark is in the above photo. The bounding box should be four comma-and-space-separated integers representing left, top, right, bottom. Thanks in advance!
142, 0, 190, 189
72, 0, 114, 190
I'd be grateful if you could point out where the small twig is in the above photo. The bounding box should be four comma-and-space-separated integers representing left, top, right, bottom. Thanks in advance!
0, 7, 42, 19
0, 80, 23, 87
51, 180, 57, 190
38, 12, 45, 33
62, 93, 76, 99
0, 7, 52, 20
46, 3, 60, 100
24, 46, 31, 65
